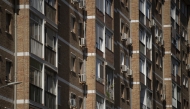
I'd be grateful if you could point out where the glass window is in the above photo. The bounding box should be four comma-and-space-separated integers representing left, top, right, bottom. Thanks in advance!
96, 23, 104, 51
105, 31, 112, 51
45, 68, 56, 109
29, 58, 42, 103
146, 2, 150, 19
105, 0, 111, 16
96, 0, 104, 12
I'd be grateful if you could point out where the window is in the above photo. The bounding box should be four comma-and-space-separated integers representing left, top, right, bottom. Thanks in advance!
30, 0, 43, 12
139, 0, 144, 13
126, 87, 130, 101
105, 0, 111, 16
146, 2, 150, 19
139, 29, 145, 44
121, 83, 125, 99
30, 13, 42, 42
79, 98, 83, 109
96, 59, 104, 82
105, 30, 112, 51
30, 13, 43, 58
156, 0, 162, 14
126, 56, 130, 68
70, 15, 76, 33
71, 54, 76, 72
146, 34, 151, 49
45, 27, 56, 50
96, 95, 104, 109
181, 1, 187, 17
172, 59, 179, 76
45, 68, 56, 109
45, 27, 56, 65
96, 0, 104, 12
106, 67, 114, 99
58, 45, 61, 63
147, 92, 152, 109
140, 59, 144, 73
120, 52, 124, 65
70, 93, 76, 108
58, 87, 61, 105
45, 0, 55, 7
29, 58, 42, 103
79, 60, 83, 74
58, 5, 61, 22
78, 22, 82, 37
177, 87, 181, 102
5, 60, 12, 82
96, 23, 104, 51
172, 83, 177, 99
6, 12, 12, 34
146, 63, 151, 78
171, 3, 175, 20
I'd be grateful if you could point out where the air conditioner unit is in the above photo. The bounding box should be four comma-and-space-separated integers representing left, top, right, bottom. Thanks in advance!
160, 38, 164, 46
186, 64, 190, 70
72, 0, 79, 3
151, 19, 155, 27
79, 74, 86, 84
69, 99, 76, 108
162, 94, 166, 100
79, 0, 86, 9
127, 69, 133, 76
121, 65, 128, 72
126, 37, 132, 45
80, 38, 86, 47
121, 33, 127, 41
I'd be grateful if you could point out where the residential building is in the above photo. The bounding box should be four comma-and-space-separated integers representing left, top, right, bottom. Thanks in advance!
0, 0, 189, 109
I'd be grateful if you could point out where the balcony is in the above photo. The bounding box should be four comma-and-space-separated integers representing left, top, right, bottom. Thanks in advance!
45, 2, 56, 22
45, 46, 56, 66
30, 38, 43, 58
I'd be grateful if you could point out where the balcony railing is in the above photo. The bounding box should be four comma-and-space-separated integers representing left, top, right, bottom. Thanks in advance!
45, 2, 56, 22
30, 0, 43, 12
45, 46, 56, 66
31, 38, 43, 58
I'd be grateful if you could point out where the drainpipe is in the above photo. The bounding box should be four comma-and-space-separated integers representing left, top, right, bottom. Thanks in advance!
83, 10, 86, 109
129, 0, 132, 109
14, 0, 17, 109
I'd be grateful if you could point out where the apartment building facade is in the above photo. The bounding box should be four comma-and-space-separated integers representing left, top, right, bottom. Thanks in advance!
0, 0, 190, 109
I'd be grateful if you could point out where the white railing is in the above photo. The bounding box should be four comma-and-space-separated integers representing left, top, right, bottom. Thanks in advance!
30, 0, 43, 12
31, 38, 43, 58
